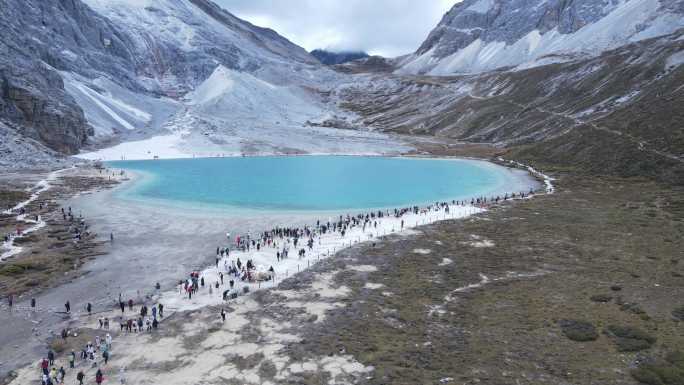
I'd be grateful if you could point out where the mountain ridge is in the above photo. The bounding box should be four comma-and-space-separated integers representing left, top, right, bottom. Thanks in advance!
397, 0, 684, 75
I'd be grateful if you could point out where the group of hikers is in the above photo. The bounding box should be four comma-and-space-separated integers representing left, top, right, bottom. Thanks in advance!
39, 330, 123, 385
116, 295, 163, 333
31, 295, 163, 384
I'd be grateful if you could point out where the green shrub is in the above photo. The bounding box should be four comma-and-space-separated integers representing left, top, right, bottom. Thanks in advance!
559, 319, 598, 342
631, 351, 684, 385
604, 325, 656, 352
673, 306, 684, 321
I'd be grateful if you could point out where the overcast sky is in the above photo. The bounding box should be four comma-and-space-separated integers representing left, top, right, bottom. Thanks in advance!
214, 0, 458, 58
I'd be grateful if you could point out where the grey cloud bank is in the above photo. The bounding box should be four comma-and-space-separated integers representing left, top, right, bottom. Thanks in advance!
215, 0, 457, 57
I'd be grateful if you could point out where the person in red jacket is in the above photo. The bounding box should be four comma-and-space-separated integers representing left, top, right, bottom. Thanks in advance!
95, 369, 104, 384
40, 358, 49, 375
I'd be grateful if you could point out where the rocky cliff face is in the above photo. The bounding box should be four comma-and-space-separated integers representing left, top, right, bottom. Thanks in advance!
398, 0, 684, 75
0, 0, 135, 154
0, 0, 328, 162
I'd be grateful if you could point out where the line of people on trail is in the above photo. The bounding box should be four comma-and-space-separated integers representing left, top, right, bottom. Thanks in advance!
176, 188, 539, 308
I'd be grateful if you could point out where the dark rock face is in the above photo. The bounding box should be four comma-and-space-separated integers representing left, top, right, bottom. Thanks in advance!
0, 0, 134, 155
310, 50, 370, 65
0, 64, 92, 155
0, 0, 321, 160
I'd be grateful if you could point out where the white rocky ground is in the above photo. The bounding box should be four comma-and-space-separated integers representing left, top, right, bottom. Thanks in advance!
74, 65, 412, 161
6, 202, 488, 385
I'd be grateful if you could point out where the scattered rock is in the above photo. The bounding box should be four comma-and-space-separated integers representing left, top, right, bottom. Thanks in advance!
590, 294, 613, 303
611, 285, 622, 291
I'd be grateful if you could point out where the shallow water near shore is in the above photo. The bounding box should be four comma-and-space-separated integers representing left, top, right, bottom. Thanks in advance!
108, 156, 536, 212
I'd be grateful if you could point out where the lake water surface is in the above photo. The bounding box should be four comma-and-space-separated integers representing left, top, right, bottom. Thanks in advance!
109, 156, 537, 211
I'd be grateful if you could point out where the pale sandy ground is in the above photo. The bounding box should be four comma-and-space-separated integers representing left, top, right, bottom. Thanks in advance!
8, 266, 374, 385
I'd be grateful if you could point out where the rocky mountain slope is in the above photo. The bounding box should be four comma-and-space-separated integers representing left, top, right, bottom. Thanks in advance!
397, 0, 684, 75
336, 30, 684, 184
1, 0, 683, 176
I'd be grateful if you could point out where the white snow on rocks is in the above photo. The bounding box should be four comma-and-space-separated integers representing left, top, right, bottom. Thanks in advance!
666, 50, 684, 68
1, 168, 70, 260
466, 0, 495, 13
438, 258, 453, 266
399, 0, 684, 75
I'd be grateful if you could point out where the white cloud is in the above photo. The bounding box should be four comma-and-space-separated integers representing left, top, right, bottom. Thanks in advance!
215, 0, 458, 57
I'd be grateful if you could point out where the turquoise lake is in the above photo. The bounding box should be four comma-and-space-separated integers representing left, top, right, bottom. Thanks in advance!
108, 156, 537, 211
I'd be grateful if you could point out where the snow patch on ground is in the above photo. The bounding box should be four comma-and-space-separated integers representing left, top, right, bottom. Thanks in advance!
348, 265, 379, 273
438, 258, 453, 266
462, 235, 495, 248
466, 0, 495, 13
1, 168, 72, 260
77, 133, 190, 161
412, 248, 432, 254
666, 50, 684, 68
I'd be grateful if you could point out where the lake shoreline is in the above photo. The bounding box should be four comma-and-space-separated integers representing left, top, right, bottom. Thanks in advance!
0, 154, 550, 383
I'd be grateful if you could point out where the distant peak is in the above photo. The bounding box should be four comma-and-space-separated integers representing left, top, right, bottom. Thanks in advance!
310, 49, 370, 65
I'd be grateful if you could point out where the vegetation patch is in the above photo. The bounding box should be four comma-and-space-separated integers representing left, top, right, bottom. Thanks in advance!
631, 351, 684, 385
619, 300, 650, 320
559, 319, 599, 342
0, 190, 28, 209
673, 306, 684, 321
604, 325, 657, 352
590, 294, 613, 303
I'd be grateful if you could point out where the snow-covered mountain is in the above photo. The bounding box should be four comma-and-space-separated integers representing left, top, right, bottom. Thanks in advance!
397, 0, 684, 75
0, 0, 410, 165
1, 0, 683, 169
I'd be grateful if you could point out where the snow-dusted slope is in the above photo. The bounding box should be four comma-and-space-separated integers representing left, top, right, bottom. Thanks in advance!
61, 72, 180, 139
398, 0, 684, 75
185, 65, 326, 126
50, 0, 399, 160
77, 64, 411, 161
80, 0, 317, 93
